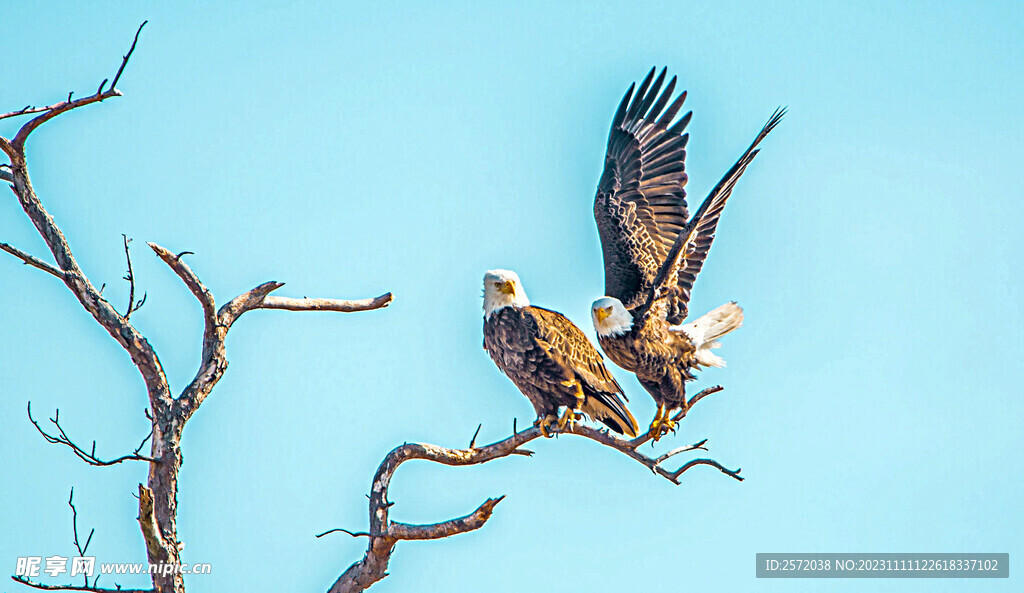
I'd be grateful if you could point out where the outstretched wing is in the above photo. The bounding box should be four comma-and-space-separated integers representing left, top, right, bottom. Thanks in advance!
528, 307, 638, 435
640, 108, 786, 326
594, 67, 692, 310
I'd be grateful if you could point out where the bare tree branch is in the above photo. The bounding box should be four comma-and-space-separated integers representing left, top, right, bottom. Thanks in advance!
27, 402, 158, 466
667, 458, 743, 482
0, 242, 66, 279
575, 424, 739, 485
11, 576, 153, 593
386, 497, 506, 541
317, 496, 505, 543
327, 385, 738, 593
0, 105, 50, 121
68, 488, 96, 588
108, 21, 147, 91
147, 243, 215, 339
7, 86, 123, 153
4, 21, 146, 152
260, 293, 393, 313
148, 246, 392, 423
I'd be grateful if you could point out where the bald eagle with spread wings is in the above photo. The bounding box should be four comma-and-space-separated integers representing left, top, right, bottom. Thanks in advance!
590, 67, 784, 438
483, 269, 638, 438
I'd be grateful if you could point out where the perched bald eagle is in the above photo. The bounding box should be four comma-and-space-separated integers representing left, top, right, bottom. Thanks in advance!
482, 269, 638, 438
590, 67, 784, 438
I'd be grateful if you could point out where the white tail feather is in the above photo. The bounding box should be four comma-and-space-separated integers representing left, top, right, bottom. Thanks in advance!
673, 302, 743, 369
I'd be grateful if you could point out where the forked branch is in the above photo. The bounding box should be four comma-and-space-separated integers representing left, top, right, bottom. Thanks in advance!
67, 489, 96, 588
145, 242, 393, 423
3, 21, 147, 152
326, 385, 738, 593
27, 403, 156, 466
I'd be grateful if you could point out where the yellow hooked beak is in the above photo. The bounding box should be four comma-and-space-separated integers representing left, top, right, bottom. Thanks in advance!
499, 280, 516, 296
595, 307, 612, 323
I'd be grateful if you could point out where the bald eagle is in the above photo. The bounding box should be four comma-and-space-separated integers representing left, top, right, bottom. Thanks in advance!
590, 67, 784, 438
482, 270, 638, 438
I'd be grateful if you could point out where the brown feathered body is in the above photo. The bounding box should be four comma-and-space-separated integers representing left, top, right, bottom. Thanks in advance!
598, 317, 693, 408
483, 304, 638, 437
597, 302, 743, 408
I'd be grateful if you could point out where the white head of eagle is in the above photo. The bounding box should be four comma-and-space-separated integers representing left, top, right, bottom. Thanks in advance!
483, 269, 530, 318
591, 296, 633, 337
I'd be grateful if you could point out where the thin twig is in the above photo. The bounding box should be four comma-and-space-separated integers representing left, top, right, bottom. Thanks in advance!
654, 439, 709, 464
27, 402, 158, 466
10, 575, 152, 593
121, 235, 145, 320
0, 105, 47, 121
316, 528, 376, 539
468, 423, 482, 448
109, 21, 147, 91
67, 488, 95, 588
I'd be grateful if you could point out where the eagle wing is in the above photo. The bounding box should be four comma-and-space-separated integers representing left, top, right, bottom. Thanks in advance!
528, 307, 623, 395
638, 108, 786, 326
595, 67, 692, 311
527, 307, 637, 435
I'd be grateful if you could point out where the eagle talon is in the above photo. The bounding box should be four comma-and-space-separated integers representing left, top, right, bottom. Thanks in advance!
647, 405, 677, 441
647, 420, 670, 442
556, 408, 579, 432
535, 414, 559, 438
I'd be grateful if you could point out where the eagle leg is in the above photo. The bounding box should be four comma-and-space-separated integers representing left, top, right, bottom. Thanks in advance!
550, 379, 585, 433
647, 404, 677, 442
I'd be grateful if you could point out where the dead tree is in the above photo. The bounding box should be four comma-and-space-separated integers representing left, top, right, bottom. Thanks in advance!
4, 23, 391, 593
5, 25, 741, 593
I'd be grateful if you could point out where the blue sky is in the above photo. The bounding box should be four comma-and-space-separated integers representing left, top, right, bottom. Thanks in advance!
1, 1, 1021, 592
